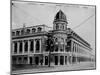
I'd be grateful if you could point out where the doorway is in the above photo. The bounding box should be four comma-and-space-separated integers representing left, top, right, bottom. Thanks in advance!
55, 56, 58, 65
45, 56, 48, 65
30, 57, 33, 65
60, 56, 64, 65
35, 57, 39, 65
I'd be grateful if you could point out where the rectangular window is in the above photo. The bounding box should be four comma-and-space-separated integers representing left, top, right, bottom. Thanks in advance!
14, 42, 17, 53
19, 42, 23, 53
30, 40, 34, 52
25, 41, 28, 52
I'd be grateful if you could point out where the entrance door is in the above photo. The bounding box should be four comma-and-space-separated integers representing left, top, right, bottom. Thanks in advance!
30, 57, 32, 65
45, 56, 48, 65
60, 56, 64, 65
55, 56, 58, 65
65, 56, 67, 65
35, 57, 39, 65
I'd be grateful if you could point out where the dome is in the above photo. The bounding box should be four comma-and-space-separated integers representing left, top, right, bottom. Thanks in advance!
54, 10, 67, 23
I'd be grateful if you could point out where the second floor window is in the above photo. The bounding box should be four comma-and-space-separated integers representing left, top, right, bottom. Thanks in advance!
30, 40, 34, 52
24, 41, 28, 52
19, 42, 23, 53
14, 42, 17, 53
36, 40, 40, 52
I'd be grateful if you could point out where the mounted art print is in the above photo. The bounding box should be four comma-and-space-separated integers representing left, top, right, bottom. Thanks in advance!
11, 0, 96, 74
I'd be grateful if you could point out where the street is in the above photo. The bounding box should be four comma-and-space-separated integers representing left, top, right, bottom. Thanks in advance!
12, 62, 95, 74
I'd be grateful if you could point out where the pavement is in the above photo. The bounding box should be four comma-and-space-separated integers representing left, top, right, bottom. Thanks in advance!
12, 62, 96, 74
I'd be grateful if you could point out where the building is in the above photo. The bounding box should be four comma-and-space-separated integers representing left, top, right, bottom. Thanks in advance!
11, 10, 94, 68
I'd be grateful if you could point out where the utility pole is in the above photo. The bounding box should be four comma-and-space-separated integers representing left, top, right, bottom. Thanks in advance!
46, 33, 54, 67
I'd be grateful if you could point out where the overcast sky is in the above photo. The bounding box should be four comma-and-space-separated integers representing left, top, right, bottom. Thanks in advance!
12, 1, 95, 54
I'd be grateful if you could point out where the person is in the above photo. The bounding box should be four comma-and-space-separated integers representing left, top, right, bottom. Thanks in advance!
40, 59, 43, 66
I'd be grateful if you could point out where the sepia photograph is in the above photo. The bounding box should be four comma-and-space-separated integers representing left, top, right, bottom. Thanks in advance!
11, 0, 96, 74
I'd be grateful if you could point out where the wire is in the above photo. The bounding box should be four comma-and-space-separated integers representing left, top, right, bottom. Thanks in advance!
12, 3, 43, 24
72, 14, 94, 30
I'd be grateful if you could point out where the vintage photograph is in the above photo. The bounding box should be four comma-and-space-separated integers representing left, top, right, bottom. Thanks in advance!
11, 0, 96, 74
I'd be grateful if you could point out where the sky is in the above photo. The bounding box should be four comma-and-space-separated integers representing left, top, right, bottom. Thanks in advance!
12, 1, 95, 54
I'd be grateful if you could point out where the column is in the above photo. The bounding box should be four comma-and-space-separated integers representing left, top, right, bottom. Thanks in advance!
71, 40, 73, 52
16, 57, 18, 64
58, 55, 60, 65
34, 39, 36, 53
28, 40, 30, 53
17, 41, 19, 54
64, 39, 66, 52
22, 40, 24, 54
64, 55, 65, 65
12, 42, 14, 54
28, 56, 30, 64
67, 55, 69, 65
43, 55, 45, 66
76, 44, 78, 63
40, 39, 41, 53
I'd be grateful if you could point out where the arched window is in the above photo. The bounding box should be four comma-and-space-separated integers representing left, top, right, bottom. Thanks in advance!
21, 29, 24, 35
62, 24, 64, 30
26, 29, 30, 34
14, 42, 17, 53
55, 45, 58, 51
24, 41, 28, 52
37, 27, 42, 32
32, 28, 36, 33
56, 24, 59, 30
12, 32, 15, 36
36, 40, 40, 52
16, 31, 20, 36
30, 40, 34, 52
19, 42, 22, 53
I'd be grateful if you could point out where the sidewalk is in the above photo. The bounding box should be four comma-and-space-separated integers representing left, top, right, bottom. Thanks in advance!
12, 62, 95, 74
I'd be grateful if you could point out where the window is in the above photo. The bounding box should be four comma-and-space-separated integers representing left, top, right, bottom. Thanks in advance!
65, 56, 67, 64
37, 27, 42, 32
18, 57, 22, 64
14, 42, 17, 53
12, 57, 17, 64
32, 28, 36, 33
67, 40, 71, 52
21, 29, 24, 35
12, 32, 15, 36
19, 42, 23, 53
62, 24, 64, 30
26, 29, 30, 34
24, 41, 28, 52
30, 40, 34, 52
16, 31, 20, 36
60, 56, 64, 65
60, 44, 64, 51
55, 45, 58, 52
24, 57, 27, 64
36, 40, 40, 52
56, 24, 59, 30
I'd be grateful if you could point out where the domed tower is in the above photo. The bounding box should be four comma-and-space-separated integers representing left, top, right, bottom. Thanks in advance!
53, 10, 68, 31
52, 10, 68, 53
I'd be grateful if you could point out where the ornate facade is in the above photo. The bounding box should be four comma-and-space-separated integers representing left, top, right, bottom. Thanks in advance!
11, 10, 94, 67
